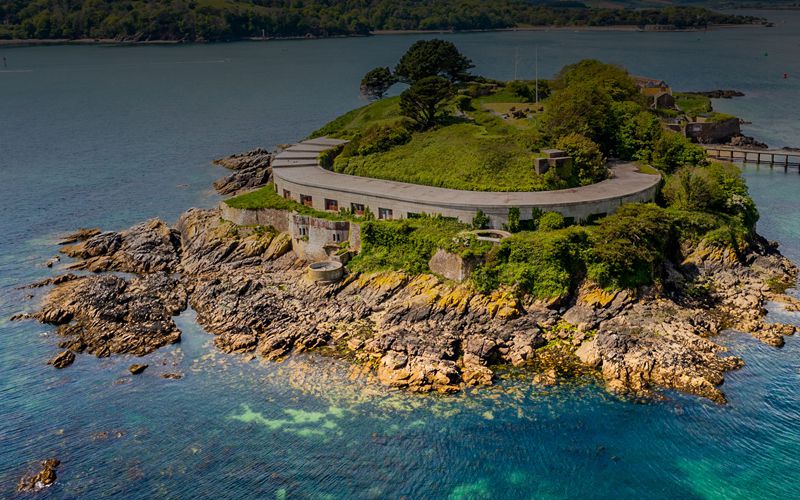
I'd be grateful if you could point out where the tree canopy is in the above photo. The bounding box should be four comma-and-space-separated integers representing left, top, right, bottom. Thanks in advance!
394, 39, 474, 84
399, 76, 455, 129
0, 1, 763, 42
360, 67, 397, 101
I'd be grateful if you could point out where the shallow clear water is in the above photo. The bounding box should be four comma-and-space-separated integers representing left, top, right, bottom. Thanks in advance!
2, 10, 800, 498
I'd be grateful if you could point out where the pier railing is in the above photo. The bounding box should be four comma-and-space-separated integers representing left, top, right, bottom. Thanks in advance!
705, 146, 800, 170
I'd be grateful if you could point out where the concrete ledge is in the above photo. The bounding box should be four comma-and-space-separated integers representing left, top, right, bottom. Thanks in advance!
306, 261, 344, 282
272, 138, 662, 228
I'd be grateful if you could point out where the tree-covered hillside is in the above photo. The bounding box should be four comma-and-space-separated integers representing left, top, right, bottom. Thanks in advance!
0, 0, 764, 42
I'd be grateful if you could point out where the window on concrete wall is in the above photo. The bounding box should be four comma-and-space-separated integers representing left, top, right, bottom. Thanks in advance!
325, 199, 338, 211
407, 212, 421, 219
300, 195, 313, 207
298, 226, 308, 237
378, 208, 393, 220
351, 203, 365, 216
283, 189, 291, 199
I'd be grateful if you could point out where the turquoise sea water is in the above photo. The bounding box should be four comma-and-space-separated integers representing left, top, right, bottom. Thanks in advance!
2, 10, 800, 498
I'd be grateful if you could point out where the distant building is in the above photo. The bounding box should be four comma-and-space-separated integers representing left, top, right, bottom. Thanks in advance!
633, 76, 675, 110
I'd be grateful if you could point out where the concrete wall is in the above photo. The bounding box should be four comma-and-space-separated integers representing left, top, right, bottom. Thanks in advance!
685, 118, 741, 144
219, 204, 290, 233
274, 176, 660, 229
428, 249, 482, 282
290, 214, 355, 262
220, 204, 361, 263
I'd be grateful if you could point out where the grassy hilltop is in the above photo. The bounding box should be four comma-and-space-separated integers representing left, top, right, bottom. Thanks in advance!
228, 42, 761, 298
312, 92, 553, 192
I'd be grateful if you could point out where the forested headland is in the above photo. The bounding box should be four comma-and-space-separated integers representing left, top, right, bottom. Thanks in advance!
0, 0, 765, 43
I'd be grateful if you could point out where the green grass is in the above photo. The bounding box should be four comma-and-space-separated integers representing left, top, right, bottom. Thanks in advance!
706, 112, 738, 123
310, 97, 404, 139
224, 183, 348, 220
332, 121, 556, 192
675, 92, 712, 118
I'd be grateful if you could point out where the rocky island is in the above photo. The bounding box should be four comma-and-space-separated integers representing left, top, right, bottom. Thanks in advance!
16, 45, 799, 405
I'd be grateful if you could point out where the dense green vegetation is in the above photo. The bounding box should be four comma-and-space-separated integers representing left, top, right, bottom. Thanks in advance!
0, 1, 763, 41
226, 45, 758, 299
675, 92, 713, 118
350, 161, 759, 297
317, 46, 708, 192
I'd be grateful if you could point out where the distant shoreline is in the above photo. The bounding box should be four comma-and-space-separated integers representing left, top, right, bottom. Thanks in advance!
0, 23, 766, 48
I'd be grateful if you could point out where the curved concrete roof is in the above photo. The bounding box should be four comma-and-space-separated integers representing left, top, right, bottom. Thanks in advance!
273, 138, 661, 210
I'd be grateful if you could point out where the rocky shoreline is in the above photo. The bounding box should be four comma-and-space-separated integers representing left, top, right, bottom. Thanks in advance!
14, 185, 800, 403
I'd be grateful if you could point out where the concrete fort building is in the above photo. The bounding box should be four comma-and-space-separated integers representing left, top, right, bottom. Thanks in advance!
270, 137, 661, 230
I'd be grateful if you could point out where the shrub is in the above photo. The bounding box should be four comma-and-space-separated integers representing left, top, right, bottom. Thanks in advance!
503, 207, 521, 233
651, 130, 707, 173
587, 204, 675, 289
663, 167, 721, 211
473, 226, 588, 299
507, 80, 533, 102
472, 209, 490, 229
538, 212, 565, 231
455, 95, 473, 112
353, 125, 412, 156
556, 133, 607, 185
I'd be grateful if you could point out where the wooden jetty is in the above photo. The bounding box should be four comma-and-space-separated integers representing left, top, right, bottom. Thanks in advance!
704, 146, 800, 170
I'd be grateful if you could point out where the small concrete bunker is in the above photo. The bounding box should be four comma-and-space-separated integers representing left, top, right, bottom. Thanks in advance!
306, 260, 344, 282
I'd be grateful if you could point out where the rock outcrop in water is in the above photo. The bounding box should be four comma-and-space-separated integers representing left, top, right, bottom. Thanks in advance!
21, 205, 799, 403
17, 458, 60, 492
212, 148, 273, 195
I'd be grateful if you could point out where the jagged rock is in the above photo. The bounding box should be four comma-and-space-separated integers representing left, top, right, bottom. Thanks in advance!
17, 458, 60, 492
129, 363, 148, 374
175, 209, 292, 274
36, 273, 185, 361
213, 148, 272, 171
728, 134, 768, 150
213, 165, 271, 195
684, 90, 745, 99
61, 219, 180, 273
23, 274, 80, 289
162, 373, 183, 379
45, 255, 60, 268
48, 350, 75, 369
28, 204, 800, 403
57, 228, 100, 245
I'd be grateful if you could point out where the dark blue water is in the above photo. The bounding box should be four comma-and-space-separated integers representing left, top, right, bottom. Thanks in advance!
2, 10, 800, 498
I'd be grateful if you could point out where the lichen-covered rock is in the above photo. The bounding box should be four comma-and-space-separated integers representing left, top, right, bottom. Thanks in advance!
26, 202, 800, 403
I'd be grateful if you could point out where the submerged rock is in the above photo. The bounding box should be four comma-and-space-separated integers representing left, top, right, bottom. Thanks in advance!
57, 228, 100, 245
129, 363, 148, 375
17, 458, 60, 492
48, 350, 75, 369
